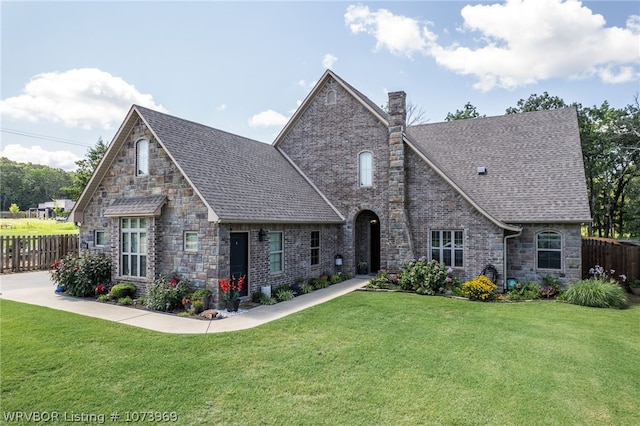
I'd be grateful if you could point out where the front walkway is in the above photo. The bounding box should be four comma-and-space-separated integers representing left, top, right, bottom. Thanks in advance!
0, 271, 369, 334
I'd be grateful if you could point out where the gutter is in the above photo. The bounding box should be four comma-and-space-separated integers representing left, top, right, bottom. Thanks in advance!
503, 229, 522, 293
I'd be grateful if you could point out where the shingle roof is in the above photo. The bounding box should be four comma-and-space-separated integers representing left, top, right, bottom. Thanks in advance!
135, 106, 343, 223
104, 195, 166, 217
406, 108, 592, 223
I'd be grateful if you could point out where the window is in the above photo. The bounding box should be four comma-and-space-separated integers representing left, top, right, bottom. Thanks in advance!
121, 217, 147, 277
431, 230, 464, 267
136, 139, 149, 176
359, 151, 373, 187
326, 90, 336, 104
269, 231, 283, 273
95, 230, 106, 247
310, 231, 320, 266
184, 232, 198, 251
537, 231, 562, 270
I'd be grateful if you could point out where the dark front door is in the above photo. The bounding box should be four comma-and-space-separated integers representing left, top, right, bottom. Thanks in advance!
370, 219, 380, 272
230, 233, 249, 297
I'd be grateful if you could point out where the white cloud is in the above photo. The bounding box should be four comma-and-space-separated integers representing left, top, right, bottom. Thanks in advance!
345, 4, 434, 58
216, 104, 227, 111
0, 68, 166, 129
322, 53, 338, 69
345, 0, 640, 90
0, 144, 82, 171
248, 110, 289, 127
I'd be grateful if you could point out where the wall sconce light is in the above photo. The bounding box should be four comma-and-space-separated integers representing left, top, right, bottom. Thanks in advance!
258, 228, 267, 241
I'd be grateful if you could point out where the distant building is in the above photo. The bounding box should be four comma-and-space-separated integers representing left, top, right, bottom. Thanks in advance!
30, 199, 75, 219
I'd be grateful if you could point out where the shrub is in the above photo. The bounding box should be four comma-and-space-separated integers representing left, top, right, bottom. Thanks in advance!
399, 257, 456, 295
275, 287, 294, 302
118, 296, 133, 306
146, 273, 193, 311
50, 253, 112, 297
311, 278, 329, 290
367, 271, 394, 289
329, 274, 341, 284
506, 282, 540, 301
191, 288, 212, 299
300, 283, 314, 294
97, 294, 110, 302
341, 273, 352, 281
110, 283, 136, 298
559, 279, 629, 309
462, 276, 497, 301
257, 292, 276, 305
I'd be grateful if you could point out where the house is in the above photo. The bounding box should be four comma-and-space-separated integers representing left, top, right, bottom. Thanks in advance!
30, 199, 75, 219
69, 70, 591, 303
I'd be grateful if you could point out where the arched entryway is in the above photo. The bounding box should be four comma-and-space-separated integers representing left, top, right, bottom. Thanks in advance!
355, 210, 381, 274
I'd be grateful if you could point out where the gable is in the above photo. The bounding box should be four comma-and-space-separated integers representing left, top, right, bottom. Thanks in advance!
406, 108, 592, 223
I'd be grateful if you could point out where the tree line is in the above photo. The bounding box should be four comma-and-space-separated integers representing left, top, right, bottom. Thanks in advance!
1, 95, 638, 238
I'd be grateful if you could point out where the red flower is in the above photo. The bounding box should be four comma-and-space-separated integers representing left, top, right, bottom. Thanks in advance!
170, 279, 177, 286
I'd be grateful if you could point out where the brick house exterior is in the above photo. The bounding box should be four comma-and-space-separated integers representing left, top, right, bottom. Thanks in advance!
70, 70, 591, 304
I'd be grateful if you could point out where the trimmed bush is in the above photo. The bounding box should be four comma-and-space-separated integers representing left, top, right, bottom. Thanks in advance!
559, 279, 629, 309
110, 283, 136, 298
462, 275, 498, 301
399, 257, 456, 295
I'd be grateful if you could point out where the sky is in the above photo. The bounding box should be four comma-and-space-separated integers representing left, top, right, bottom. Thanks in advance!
1, 0, 639, 171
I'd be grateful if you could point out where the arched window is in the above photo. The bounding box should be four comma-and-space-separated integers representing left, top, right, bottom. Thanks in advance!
136, 139, 149, 176
326, 90, 336, 104
537, 231, 562, 270
359, 151, 373, 187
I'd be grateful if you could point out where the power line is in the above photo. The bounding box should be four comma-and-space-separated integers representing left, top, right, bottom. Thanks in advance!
1, 127, 94, 147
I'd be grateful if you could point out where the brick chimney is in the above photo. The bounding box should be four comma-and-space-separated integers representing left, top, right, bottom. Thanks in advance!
387, 91, 414, 271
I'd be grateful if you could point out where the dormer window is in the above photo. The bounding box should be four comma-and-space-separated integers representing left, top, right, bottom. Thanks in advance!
136, 139, 149, 176
359, 151, 373, 187
326, 90, 336, 105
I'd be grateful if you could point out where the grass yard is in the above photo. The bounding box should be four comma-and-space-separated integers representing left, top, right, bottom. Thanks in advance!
1, 292, 638, 425
0, 218, 78, 236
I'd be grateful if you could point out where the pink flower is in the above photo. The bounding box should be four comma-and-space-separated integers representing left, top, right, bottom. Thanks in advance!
170, 279, 177, 286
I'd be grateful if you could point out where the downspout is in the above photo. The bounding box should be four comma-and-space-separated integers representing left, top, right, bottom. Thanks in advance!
503, 229, 522, 293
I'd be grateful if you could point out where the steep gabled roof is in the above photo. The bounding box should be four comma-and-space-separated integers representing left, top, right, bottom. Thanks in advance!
406, 108, 592, 224
273, 69, 389, 147
71, 106, 344, 224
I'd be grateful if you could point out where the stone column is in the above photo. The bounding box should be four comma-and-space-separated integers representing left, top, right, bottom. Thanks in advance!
387, 91, 414, 271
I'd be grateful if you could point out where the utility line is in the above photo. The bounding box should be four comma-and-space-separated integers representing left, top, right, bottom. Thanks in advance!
1, 127, 93, 147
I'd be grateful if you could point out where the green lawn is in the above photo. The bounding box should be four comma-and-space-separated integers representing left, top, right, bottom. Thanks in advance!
0, 218, 78, 236
1, 293, 638, 425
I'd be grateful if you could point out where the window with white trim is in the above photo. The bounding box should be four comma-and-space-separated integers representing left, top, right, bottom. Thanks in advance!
269, 231, 283, 273
431, 230, 464, 267
95, 230, 106, 247
310, 230, 320, 266
136, 139, 149, 176
537, 231, 562, 270
184, 232, 198, 251
121, 218, 147, 277
359, 151, 373, 187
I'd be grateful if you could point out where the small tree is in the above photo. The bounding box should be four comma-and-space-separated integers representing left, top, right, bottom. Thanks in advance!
9, 203, 20, 218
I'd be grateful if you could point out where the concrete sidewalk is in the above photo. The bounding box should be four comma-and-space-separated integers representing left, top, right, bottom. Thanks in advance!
0, 271, 369, 334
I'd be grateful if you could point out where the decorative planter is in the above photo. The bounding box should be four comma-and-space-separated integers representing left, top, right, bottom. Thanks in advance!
357, 265, 368, 275
226, 299, 240, 312
630, 286, 640, 296
261, 285, 271, 298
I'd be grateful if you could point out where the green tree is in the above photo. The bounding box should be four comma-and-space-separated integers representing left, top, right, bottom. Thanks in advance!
445, 102, 485, 121
505, 92, 568, 114
9, 203, 20, 217
63, 138, 108, 200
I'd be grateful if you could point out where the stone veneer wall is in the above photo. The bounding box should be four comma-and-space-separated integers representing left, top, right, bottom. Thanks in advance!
276, 76, 393, 274
405, 146, 506, 286
216, 223, 342, 299
79, 119, 219, 295
506, 223, 582, 286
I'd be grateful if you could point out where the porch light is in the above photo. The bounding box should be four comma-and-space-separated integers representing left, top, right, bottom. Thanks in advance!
258, 228, 267, 241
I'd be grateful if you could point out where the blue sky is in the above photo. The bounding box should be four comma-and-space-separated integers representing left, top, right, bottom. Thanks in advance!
1, 0, 639, 171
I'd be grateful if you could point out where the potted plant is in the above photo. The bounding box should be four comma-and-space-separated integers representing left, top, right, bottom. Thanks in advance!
219, 276, 245, 312
629, 279, 640, 296
357, 261, 368, 275
191, 288, 212, 309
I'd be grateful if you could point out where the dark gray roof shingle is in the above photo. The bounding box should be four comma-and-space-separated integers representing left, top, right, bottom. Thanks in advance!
135, 106, 342, 223
103, 195, 167, 217
406, 108, 592, 223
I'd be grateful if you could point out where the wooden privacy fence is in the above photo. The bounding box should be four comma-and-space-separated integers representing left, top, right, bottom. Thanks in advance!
1, 234, 79, 273
582, 238, 640, 283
